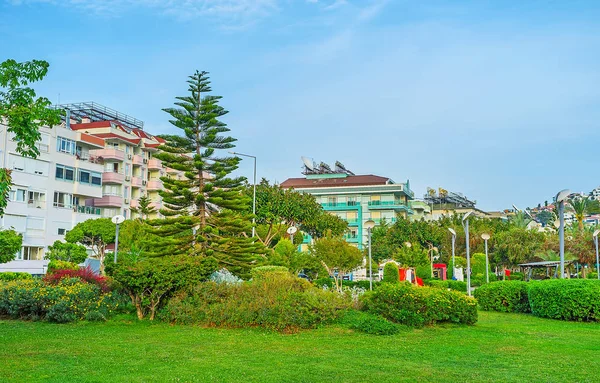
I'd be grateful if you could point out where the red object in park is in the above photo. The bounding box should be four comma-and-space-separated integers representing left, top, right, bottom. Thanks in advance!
433, 263, 447, 280
416, 277, 424, 286
399, 268, 407, 281
505, 269, 511, 279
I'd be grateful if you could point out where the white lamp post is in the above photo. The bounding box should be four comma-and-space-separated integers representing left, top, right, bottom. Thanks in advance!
428, 244, 438, 278
555, 189, 571, 279
448, 228, 456, 280
230, 151, 257, 238
462, 211, 474, 296
594, 229, 600, 280
365, 219, 376, 291
481, 233, 491, 284
111, 215, 125, 263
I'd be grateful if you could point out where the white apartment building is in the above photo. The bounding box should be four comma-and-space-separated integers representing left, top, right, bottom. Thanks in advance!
0, 102, 168, 274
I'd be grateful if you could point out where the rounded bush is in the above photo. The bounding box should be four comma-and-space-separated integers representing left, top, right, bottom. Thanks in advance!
528, 279, 600, 321
382, 263, 399, 283
474, 281, 530, 313
250, 266, 290, 281
361, 282, 477, 327
341, 310, 400, 335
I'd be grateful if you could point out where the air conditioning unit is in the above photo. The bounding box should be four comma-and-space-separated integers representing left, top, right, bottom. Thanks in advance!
125, 176, 131, 181
142, 180, 147, 186
127, 154, 132, 160
143, 158, 148, 164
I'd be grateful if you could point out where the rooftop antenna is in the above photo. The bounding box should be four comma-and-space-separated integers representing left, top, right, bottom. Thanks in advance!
301, 156, 316, 174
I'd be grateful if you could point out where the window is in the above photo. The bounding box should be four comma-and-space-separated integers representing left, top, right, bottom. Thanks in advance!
348, 196, 358, 206
9, 154, 49, 176
76, 168, 102, 186
79, 169, 90, 184
125, 163, 130, 177
103, 185, 121, 196
56, 136, 76, 155
56, 164, 75, 181
91, 172, 102, 186
18, 246, 44, 261
27, 191, 46, 208
53, 192, 73, 208
57, 228, 68, 235
123, 209, 128, 219
9, 188, 26, 202
124, 186, 129, 199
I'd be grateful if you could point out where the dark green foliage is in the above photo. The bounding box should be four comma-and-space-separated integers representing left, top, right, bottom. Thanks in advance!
0, 59, 62, 216
0, 278, 120, 323
528, 279, 600, 321
159, 273, 351, 333
250, 265, 290, 280
361, 282, 478, 327
0, 271, 31, 281
107, 256, 217, 320
425, 279, 467, 293
313, 278, 377, 290
310, 236, 364, 293
474, 281, 530, 313
65, 218, 115, 272
508, 272, 524, 281
0, 228, 22, 264
382, 262, 399, 283
46, 241, 88, 264
340, 310, 401, 335
131, 194, 156, 220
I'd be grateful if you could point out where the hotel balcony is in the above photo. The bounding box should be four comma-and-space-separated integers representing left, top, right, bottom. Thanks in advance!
343, 234, 359, 243
346, 218, 359, 226
74, 205, 102, 216
102, 171, 125, 184
130, 199, 139, 208
321, 201, 360, 211
147, 179, 163, 191
366, 217, 397, 225
93, 195, 123, 208
89, 148, 125, 162
367, 200, 409, 211
132, 154, 144, 166
131, 176, 143, 188
148, 158, 162, 170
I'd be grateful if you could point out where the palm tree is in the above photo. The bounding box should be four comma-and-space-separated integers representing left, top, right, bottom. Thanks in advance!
510, 211, 531, 229
569, 196, 588, 232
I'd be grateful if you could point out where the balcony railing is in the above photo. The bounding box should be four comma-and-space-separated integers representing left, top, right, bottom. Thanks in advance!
343, 234, 359, 242
321, 201, 360, 210
89, 148, 125, 161
367, 200, 408, 210
131, 176, 143, 188
74, 205, 102, 215
102, 171, 125, 184
27, 200, 46, 209
147, 179, 163, 191
148, 158, 162, 170
346, 218, 359, 225
132, 154, 144, 166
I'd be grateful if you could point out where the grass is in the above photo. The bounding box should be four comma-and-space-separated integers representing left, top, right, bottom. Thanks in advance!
1, 311, 599, 383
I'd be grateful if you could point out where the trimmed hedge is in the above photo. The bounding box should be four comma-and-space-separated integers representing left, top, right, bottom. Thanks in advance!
425, 279, 467, 293
340, 310, 401, 335
474, 281, 530, 313
313, 278, 377, 290
528, 279, 600, 321
382, 263, 399, 283
0, 272, 32, 282
361, 282, 478, 327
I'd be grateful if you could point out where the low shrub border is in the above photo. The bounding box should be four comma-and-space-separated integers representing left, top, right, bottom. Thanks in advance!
425, 279, 467, 293
0, 272, 32, 282
528, 279, 600, 321
360, 282, 478, 327
474, 281, 530, 313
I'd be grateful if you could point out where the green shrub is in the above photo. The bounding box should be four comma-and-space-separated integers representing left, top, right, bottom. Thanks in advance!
0, 278, 120, 323
416, 264, 433, 280
509, 272, 524, 281
587, 272, 598, 279
474, 281, 530, 313
528, 279, 600, 321
340, 310, 400, 335
471, 273, 498, 287
382, 263, 399, 283
447, 280, 468, 293
425, 279, 467, 293
108, 255, 217, 320
250, 266, 290, 280
361, 282, 477, 327
0, 272, 32, 281
47, 260, 79, 273
160, 273, 351, 333
314, 278, 378, 290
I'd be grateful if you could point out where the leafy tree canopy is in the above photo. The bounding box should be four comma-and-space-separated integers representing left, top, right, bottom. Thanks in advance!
0, 228, 22, 264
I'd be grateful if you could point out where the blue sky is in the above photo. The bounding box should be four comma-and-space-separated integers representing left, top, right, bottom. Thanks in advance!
2, 0, 600, 211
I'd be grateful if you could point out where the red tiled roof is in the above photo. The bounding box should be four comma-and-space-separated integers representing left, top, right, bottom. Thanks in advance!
92, 132, 141, 145
280, 174, 391, 189
70, 121, 113, 130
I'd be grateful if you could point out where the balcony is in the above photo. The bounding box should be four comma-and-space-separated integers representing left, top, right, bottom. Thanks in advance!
130, 199, 139, 208
89, 148, 125, 161
74, 205, 102, 216
132, 154, 144, 166
346, 218, 359, 226
148, 158, 162, 170
131, 176, 143, 188
147, 179, 163, 191
366, 217, 396, 225
102, 171, 125, 184
343, 234, 359, 243
367, 200, 409, 211
321, 201, 360, 211
93, 195, 123, 208
149, 201, 162, 210
27, 200, 46, 209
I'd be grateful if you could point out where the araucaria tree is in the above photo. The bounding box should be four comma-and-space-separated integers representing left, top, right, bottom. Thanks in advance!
0, 59, 62, 216
149, 70, 264, 277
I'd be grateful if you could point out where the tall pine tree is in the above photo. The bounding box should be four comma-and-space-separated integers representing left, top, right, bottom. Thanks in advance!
149, 70, 264, 276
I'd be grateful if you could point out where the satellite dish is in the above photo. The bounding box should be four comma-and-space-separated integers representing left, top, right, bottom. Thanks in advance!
111, 215, 125, 225
286, 226, 298, 235
301, 156, 314, 171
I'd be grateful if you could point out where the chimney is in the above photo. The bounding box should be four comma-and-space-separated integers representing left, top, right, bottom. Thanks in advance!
81, 116, 91, 124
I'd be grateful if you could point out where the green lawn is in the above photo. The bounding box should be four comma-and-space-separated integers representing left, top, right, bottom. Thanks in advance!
1, 311, 599, 383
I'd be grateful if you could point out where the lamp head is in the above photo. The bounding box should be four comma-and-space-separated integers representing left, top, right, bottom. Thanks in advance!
462, 211, 474, 221
481, 233, 491, 240
555, 189, 571, 203
594, 229, 600, 238
448, 228, 456, 236
111, 215, 125, 225
364, 219, 376, 229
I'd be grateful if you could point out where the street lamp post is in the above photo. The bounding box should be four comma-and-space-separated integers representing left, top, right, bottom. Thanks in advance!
427, 243, 438, 278
230, 151, 257, 238
555, 189, 571, 279
481, 233, 491, 284
365, 219, 376, 291
462, 211, 474, 296
448, 228, 456, 280
111, 215, 125, 264
594, 229, 600, 280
